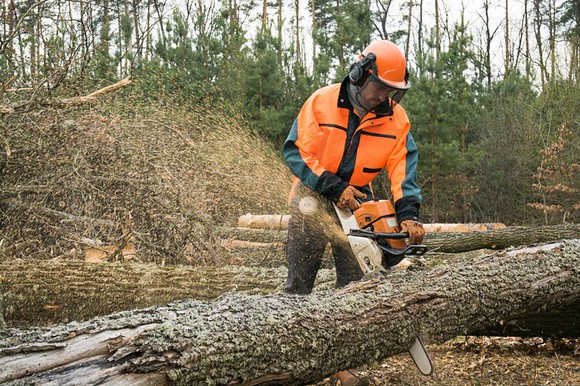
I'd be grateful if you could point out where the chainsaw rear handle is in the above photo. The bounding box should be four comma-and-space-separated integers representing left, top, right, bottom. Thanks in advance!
350, 228, 428, 259
349, 228, 408, 239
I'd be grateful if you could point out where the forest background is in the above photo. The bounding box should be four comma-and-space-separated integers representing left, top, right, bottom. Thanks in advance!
0, 0, 578, 263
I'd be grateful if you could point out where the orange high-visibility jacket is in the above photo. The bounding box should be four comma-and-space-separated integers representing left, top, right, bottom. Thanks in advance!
283, 78, 422, 222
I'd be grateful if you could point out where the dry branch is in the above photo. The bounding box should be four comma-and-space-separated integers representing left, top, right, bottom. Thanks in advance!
57, 77, 132, 105
0, 77, 132, 114
0, 240, 578, 385
2, 198, 118, 228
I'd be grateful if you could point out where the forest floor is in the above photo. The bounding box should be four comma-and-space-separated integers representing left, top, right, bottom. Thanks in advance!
316, 336, 579, 386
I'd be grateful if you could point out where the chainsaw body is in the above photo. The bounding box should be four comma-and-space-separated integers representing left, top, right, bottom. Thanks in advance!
334, 199, 433, 376
334, 199, 428, 278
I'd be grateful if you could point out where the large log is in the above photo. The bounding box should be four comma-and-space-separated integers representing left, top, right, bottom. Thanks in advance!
0, 240, 578, 385
1, 246, 579, 337
236, 214, 507, 233
0, 259, 336, 327
427, 224, 580, 253
218, 224, 580, 254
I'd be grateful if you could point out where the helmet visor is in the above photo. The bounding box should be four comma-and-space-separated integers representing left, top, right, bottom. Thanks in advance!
357, 74, 409, 114
368, 73, 410, 105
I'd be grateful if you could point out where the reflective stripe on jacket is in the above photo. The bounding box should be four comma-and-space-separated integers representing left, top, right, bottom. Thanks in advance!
283, 77, 422, 222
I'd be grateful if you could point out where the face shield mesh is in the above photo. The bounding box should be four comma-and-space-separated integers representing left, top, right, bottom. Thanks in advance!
368, 73, 409, 105
353, 74, 409, 115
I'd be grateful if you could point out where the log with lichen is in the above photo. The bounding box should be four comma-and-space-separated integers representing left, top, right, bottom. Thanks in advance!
0, 240, 578, 385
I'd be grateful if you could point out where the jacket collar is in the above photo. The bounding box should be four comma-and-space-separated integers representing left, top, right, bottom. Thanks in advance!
338, 77, 353, 109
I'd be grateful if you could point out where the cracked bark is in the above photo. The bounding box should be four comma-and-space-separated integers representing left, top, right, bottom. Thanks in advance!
0, 240, 578, 385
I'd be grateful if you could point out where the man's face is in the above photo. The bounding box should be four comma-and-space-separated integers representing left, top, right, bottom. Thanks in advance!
359, 78, 396, 110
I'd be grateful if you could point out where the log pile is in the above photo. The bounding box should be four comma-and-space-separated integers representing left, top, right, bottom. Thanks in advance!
2, 225, 578, 328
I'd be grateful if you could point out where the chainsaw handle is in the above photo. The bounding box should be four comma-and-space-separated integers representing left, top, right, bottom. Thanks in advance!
349, 228, 409, 239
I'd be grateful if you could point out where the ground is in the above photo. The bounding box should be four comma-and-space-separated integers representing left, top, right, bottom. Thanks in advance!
316, 337, 580, 385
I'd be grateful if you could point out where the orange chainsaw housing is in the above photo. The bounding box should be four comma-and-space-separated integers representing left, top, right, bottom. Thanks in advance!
353, 200, 407, 249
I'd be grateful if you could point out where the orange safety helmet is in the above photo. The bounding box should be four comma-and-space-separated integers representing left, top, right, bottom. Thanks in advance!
349, 40, 411, 91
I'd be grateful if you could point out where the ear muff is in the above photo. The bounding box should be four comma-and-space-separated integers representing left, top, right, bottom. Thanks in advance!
349, 52, 376, 86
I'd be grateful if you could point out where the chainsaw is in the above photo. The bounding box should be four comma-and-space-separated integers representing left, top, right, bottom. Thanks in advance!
333, 199, 433, 376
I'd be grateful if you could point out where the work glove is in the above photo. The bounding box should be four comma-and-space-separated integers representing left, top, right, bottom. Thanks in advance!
400, 219, 425, 245
336, 186, 367, 211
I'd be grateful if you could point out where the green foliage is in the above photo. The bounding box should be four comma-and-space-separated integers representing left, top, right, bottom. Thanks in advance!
242, 30, 312, 148
313, 0, 372, 84
2, 0, 577, 226
405, 22, 483, 222
473, 74, 541, 224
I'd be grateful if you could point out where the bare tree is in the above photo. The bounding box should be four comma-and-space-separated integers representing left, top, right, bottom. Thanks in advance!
416, 0, 424, 57
296, 0, 301, 62
132, 0, 141, 62
405, 0, 413, 57
534, 0, 547, 87
261, 0, 267, 32
549, 0, 556, 80
505, 0, 510, 77
478, 0, 500, 87
373, 0, 394, 40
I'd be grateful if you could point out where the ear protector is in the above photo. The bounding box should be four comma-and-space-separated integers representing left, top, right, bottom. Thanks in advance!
348, 52, 377, 86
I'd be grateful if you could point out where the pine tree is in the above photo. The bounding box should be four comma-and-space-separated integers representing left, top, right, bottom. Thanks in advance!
405, 20, 482, 222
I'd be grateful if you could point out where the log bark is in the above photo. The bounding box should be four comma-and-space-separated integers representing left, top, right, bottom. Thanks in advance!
236, 214, 507, 233
218, 224, 580, 253
0, 259, 335, 327
0, 240, 578, 385
426, 224, 580, 252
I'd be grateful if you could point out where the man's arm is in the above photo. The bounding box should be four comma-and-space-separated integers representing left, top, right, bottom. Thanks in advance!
386, 131, 422, 222
282, 97, 349, 202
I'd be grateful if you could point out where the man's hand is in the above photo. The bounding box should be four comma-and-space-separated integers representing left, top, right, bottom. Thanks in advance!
336, 186, 367, 211
400, 220, 425, 244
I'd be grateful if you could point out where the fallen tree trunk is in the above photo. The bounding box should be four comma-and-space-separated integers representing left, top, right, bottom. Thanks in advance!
426, 224, 580, 253
1, 245, 579, 336
0, 260, 335, 327
0, 240, 578, 385
236, 214, 507, 233
473, 299, 580, 338
218, 224, 580, 254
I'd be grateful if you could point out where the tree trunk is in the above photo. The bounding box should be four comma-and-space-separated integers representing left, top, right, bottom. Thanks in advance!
426, 224, 580, 253
0, 260, 334, 327
0, 240, 578, 385
504, 0, 509, 77
405, 0, 413, 57
221, 223, 579, 253
534, 0, 547, 87
473, 299, 580, 338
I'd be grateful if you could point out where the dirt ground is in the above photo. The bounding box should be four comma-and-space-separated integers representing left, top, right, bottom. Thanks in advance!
316, 336, 580, 385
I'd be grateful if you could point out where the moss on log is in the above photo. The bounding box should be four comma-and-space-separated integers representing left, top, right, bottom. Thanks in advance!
0, 240, 578, 385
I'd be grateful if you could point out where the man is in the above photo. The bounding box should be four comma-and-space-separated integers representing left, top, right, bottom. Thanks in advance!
283, 39, 424, 291
282, 40, 425, 384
